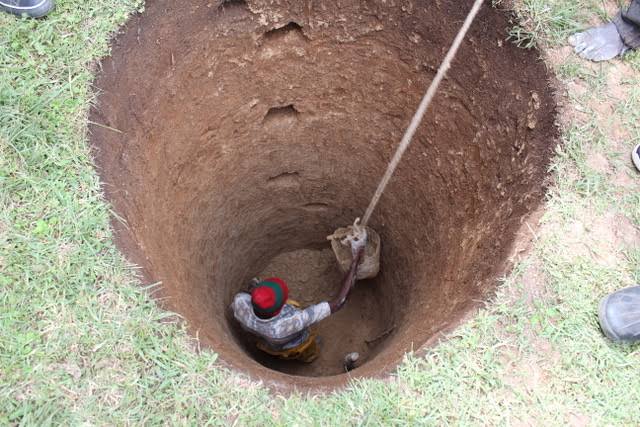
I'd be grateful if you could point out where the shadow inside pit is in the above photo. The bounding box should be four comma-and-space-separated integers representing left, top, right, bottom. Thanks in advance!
227, 244, 390, 377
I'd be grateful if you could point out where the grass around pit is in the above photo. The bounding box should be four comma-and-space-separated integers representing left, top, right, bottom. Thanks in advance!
2, 0, 640, 425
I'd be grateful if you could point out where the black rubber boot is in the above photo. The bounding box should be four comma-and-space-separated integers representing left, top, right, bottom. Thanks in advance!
0, 0, 54, 18
598, 285, 640, 343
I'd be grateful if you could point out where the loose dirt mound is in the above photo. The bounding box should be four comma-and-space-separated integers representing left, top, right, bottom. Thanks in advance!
90, 0, 557, 389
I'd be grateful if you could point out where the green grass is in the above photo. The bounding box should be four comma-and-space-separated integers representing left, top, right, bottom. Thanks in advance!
2, 0, 640, 425
504, 0, 588, 48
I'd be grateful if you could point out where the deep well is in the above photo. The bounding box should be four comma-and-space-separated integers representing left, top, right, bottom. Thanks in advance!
90, 0, 557, 389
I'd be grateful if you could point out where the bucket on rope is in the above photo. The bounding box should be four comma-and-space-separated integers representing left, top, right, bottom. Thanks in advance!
327, 219, 381, 280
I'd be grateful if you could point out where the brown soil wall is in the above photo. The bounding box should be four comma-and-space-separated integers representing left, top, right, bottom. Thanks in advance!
90, 0, 557, 390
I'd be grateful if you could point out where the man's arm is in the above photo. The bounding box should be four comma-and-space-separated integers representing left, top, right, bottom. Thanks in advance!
328, 247, 364, 313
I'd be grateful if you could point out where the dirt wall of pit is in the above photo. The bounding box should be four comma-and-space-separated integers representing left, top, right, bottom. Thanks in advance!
90, 0, 557, 389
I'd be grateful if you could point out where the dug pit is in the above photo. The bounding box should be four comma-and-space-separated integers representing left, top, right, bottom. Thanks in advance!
90, 0, 557, 389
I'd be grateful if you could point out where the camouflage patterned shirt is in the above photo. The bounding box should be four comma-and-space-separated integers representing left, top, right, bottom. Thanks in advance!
231, 293, 331, 350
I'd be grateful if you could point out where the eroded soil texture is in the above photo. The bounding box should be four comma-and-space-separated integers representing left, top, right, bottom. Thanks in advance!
90, 0, 557, 389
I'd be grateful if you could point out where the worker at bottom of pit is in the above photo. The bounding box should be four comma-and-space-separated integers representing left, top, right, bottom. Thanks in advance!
230, 225, 367, 363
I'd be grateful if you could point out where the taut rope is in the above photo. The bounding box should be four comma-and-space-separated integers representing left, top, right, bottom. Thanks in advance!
361, 0, 485, 226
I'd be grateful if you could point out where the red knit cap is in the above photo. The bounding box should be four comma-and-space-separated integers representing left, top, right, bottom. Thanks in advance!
251, 277, 289, 318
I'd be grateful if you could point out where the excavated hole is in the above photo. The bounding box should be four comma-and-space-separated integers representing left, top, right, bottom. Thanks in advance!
90, 0, 557, 389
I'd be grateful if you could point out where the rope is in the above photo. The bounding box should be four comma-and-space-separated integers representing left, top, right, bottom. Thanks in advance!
361, 0, 485, 226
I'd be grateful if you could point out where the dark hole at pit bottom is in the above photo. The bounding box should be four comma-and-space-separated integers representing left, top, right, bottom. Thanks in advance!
89, 0, 557, 386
